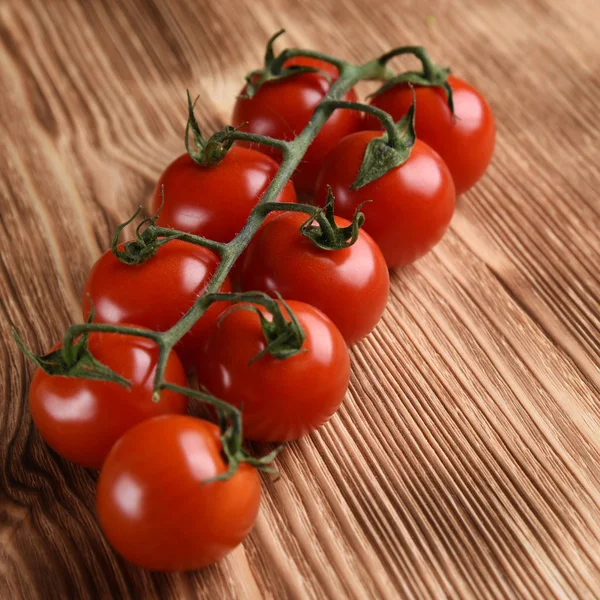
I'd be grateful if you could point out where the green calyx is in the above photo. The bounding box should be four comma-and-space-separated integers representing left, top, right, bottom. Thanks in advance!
186, 91, 237, 167
253, 295, 305, 362
374, 45, 454, 114
212, 443, 282, 483
214, 291, 306, 363
112, 198, 227, 267
351, 93, 417, 190
12, 310, 131, 388
111, 201, 176, 266
240, 29, 331, 99
214, 418, 283, 482
301, 187, 367, 249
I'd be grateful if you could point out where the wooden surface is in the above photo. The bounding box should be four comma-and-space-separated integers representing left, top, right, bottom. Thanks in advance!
1, 0, 599, 598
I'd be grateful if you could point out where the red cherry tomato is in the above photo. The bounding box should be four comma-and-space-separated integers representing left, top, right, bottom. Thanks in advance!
29, 332, 188, 469
97, 415, 260, 571
232, 57, 363, 196
197, 300, 350, 442
366, 75, 495, 195
315, 133, 455, 268
82, 240, 231, 370
239, 213, 389, 345
151, 148, 297, 243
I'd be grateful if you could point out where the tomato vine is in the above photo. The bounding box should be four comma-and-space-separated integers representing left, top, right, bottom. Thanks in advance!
14, 33, 457, 477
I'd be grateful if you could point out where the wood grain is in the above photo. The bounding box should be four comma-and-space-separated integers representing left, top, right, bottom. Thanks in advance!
1, 0, 599, 598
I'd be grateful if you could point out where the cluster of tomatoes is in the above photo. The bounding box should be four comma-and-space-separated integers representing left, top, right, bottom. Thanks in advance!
23, 40, 494, 572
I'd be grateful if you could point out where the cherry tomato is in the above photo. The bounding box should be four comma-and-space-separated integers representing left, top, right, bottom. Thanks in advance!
82, 240, 231, 369
366, 76, 495, 195
197, 300, 349, 441
151, 148, 297, 243
239, 213, 389, 345
315, 133, 455, 268
232, 57, 363, 196
29, 332, 188, 469
97, 415, 260, 571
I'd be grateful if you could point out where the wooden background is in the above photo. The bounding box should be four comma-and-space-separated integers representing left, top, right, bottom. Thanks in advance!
1, 0, 599, 598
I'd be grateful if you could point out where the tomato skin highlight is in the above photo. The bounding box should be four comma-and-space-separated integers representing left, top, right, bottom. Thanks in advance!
366, 75, 495, 195
97, 415, 260, 571
232, 57, 363, 196
315, 133, 456, 268
29, 332, 188, 469
82, 240, 231, 369
197, 300, 350, 442
151, 148, 297, 243
239, 213, 389, 345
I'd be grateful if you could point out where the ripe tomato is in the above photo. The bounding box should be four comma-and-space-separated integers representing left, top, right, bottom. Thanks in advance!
82, 240, 231, 369
239, 213, 389, 345
232, 57, 363, 196
197, 300, 349, 442
151, 148, 297, 243
366, 76, 495, 195
97, 415, 260, 571
315, 134, 455, 268
29, 332, 188, 469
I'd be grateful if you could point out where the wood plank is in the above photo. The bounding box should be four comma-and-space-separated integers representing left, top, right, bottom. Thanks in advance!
1, 0, 599, 597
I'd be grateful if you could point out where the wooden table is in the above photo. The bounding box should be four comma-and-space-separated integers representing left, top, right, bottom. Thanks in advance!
1, 0, 599, 598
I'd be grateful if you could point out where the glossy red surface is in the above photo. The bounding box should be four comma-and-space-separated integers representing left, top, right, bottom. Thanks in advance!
151, 148, 297, 243
29, 332, 188, 468
232, 57, 363, 195
315, 133, 456, 268
239, 212, 389, 345
82, 240, 231, 369
367, 75, 495, 195
97, 416, 260, 571
196, 300, 350, 442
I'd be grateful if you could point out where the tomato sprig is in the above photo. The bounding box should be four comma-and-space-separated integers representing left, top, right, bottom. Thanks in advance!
12, 32, 496, 571
15, 32, 491, 482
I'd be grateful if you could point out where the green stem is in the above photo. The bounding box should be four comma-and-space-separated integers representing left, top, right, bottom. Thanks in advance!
378, 45, 436, 78
225, 131, 291, 156
152, 228, 227, 255
258, 201, 318, 217
270, 48, 347, 73
160, 382, 245, 470
320, 100, 402, 148
161, 382, 241, 421
62, 322, 161, 365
